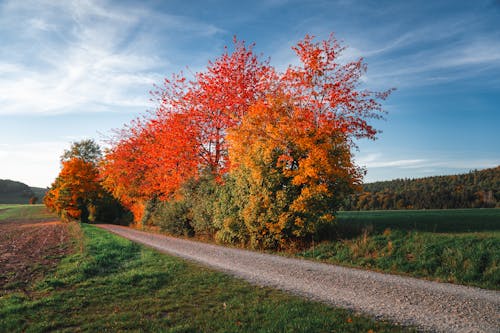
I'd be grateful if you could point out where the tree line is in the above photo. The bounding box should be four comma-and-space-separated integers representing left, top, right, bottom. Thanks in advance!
45, 34, 392, 249
342, 166, 500, 210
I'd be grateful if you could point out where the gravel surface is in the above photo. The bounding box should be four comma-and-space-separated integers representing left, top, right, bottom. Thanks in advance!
97, 224, 499, 333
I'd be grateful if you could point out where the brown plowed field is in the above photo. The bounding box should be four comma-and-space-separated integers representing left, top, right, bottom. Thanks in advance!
0, 219, 72, 294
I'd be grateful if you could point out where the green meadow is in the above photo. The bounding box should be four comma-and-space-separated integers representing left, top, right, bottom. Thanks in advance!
0, 204, 56, 221
299, 209, 500, 290
337, 208, 500, 233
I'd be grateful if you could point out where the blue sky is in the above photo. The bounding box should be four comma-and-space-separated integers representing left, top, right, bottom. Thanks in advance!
1, 0, 499, 188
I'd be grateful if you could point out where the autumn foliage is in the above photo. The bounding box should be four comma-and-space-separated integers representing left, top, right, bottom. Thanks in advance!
45, 158, 100, 220
45, 140, 130, 223
100, 34, 391, 248
226, 97, 361, 247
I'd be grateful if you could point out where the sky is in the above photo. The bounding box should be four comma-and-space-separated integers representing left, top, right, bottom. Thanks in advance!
1, 0, 499, 188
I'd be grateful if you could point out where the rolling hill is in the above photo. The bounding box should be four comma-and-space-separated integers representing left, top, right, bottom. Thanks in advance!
0, 179, 46, 204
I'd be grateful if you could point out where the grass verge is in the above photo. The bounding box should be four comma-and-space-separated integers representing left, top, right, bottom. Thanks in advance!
1, 224, 412, 332
300, 230, 499, 290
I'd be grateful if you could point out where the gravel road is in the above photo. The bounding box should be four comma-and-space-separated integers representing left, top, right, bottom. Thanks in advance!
97, 224, 499, 333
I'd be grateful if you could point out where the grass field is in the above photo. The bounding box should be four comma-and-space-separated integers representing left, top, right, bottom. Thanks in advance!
336, 208, 500, 234
0, 204, 56, 222
299, 209, 500, 290
0, 206, 412, 332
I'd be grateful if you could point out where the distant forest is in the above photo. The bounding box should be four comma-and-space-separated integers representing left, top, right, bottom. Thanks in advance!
343, 166, 500, 210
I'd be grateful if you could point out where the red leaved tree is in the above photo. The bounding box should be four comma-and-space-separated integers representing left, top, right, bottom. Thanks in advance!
101, 34, 392, 241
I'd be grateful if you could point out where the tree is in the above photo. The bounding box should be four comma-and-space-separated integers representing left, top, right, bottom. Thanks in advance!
226, 97, 362, 248
101, 34, 392, 246
104, 38, 274, 221
152, 38, 274, 176
46, 140, 129, 223
61, 139, 102, 165
100, 128, 151, 223
281, 34, 391, 141
45, 157, 101, 222
218, 34, 391, 248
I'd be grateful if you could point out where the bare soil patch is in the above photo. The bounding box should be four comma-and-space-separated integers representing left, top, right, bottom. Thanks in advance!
0, 219, 72, 294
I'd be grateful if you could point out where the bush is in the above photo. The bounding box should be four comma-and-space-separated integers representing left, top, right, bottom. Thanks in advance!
141, 197, 159, 227
184, 174, 218, 238
91, 193, 133, 225
213, 175, 249, 246
152, 200, 194, 237
143, 173, 222, 239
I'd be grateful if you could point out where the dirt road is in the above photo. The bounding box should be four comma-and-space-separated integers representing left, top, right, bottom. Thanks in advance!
97, 224, 499, 333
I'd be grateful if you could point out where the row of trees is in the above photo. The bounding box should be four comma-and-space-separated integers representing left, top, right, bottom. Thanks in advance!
46, 34, 391, 249
343, 167, 500, 210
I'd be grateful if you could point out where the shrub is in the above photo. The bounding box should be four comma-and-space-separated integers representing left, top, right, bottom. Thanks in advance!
213, 175, 249, 246
143, 173, 222, 239
152, 199, 194, 237
92, 193, 133, 225
184, 173, 218, 239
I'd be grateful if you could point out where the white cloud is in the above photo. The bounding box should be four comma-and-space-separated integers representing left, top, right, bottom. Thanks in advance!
424, 159, 500, 170
0, 0, 223, 115
356, 153, 426, 168
340, 7, 500, 90
29, 18, 56, 31
356, 152, 500, 182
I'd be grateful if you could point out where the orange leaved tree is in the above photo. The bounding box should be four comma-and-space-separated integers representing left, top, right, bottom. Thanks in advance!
222, 34, 392, 248
45, 140, 128, 223
226, 97, 362, 248
104, 38, 274, 222
45, 157, 101, 221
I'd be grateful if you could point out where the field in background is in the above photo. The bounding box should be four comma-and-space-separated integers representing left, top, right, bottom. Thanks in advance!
299, 208, 500, 290
0, 205, 412, 332
0, 204, 56, 222
336, 208, 500, 234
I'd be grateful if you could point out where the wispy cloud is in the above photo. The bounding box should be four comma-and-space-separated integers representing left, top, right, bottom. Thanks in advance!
356, 152, 499, 181
367, 160, 426, 169
0, 0, 223, 115
334, 2, 500, 90
264, 2, 500, 93
356, 153, 426, 168
362, 36, 500, 89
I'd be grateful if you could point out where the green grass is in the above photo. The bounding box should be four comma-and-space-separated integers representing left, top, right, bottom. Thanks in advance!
0, 224, 412, 332
0, 204, 56, 222
336, 208, 500, 234
298, 209, 500, 290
